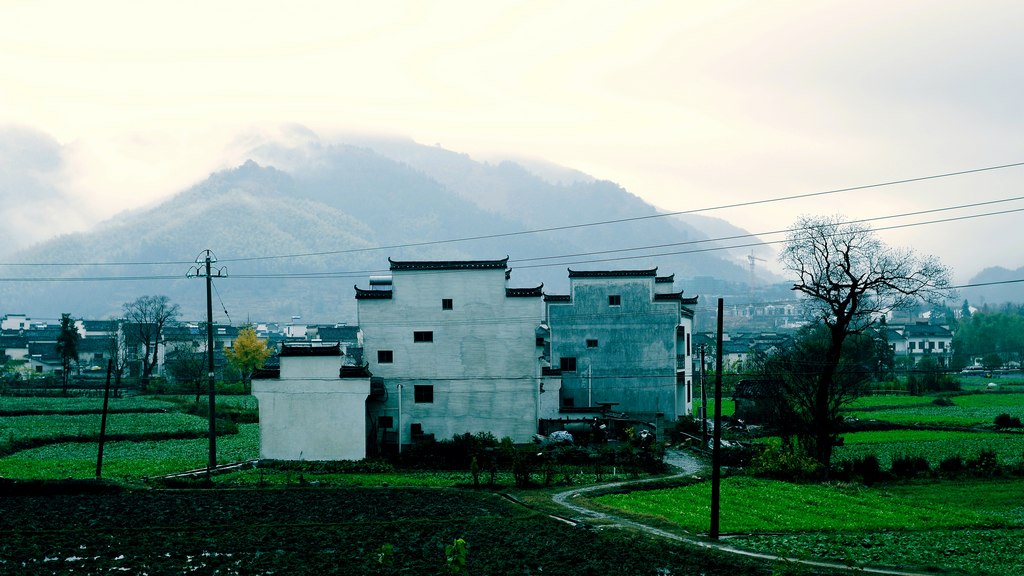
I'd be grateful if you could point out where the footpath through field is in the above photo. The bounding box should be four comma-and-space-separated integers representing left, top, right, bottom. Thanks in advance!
548, 449, 941, 576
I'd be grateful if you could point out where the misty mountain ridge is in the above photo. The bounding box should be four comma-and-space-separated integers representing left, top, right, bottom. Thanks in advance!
1, 135, 765, 322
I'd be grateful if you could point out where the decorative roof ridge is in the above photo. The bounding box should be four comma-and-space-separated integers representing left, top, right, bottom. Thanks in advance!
280, 342, 342, 356
655, 274, 675, 283
544, 294, 571, 302
388, 257, 510, 271
682, 296, 699, 305
354, 285, 393, 300
568, 268, 657, 278
654, 291, 684, 301
506, 284, 544, 297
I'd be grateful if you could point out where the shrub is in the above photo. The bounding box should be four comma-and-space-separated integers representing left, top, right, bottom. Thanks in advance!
750, 445, 822, 481
994, 413, 1023, 429
938, 455, 967, 478
967, 448, 1001, 477
890, 454, 931, 479
932, 396, 955, 407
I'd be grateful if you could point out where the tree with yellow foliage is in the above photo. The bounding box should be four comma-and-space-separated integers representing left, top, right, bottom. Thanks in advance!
224, 326, 272, 393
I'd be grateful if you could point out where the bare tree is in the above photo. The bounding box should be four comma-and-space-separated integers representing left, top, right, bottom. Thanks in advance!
781, 215, 952, 469
122, 295, 180, 388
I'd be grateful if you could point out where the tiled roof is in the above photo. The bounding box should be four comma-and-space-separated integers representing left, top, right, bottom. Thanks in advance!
388, 257, 509, 271
506, 285, 544, 298
900, 323, 952, 338
568, 268, 657, 278
653, 291, 684, 301
354, 286, 393, 300
655, 274, 675, 283
280, 342, 342, 356
544, 294, 571, 302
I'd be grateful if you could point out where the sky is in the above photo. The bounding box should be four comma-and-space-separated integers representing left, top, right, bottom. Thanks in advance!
2, 0, 1023, 283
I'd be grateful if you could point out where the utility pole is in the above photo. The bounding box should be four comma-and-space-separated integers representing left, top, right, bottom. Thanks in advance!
711, 298, 724, 540
187, 250, 227, 475
700, 344, 708, 446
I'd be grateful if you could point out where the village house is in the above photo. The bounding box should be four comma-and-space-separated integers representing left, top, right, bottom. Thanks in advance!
881, 321, 954, 368
356, 258, 550, 452
543, 269, 696, 435
254, 257, 699, 460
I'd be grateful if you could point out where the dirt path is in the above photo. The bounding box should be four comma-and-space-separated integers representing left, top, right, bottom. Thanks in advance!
548, 449, 940, 576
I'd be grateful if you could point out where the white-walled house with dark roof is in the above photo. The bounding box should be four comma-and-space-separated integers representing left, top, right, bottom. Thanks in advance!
254, 257, 699, 460
357, 258, 553, 451
543, 269, 697, 433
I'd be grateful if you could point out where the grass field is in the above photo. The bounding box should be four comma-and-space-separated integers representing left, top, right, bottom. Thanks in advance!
834, 429, 1024, 468
0, 423, 260, 479
596, 476, 1024, 575
845, 392, 1024, 426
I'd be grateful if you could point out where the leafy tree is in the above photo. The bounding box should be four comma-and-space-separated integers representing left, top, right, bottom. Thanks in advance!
224, 326, 271, 393
953, 311, 1024, 369
756, 324, 876, 457
122, 295, 180, 388
781, 215, 951, 469
55, 313, 80, 395
165, 339, 206, 401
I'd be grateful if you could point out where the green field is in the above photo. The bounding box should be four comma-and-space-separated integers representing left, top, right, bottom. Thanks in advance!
596, 476, 1024, 575
846, 392, 1024, 426
834, 429, 1024, 468
0, 423, 259, 479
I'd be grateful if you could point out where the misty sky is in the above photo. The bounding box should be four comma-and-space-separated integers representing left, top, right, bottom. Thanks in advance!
2, 1, 1023, 283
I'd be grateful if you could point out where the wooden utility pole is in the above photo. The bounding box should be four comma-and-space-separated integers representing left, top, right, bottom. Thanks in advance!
710, 298, 724, 540
96, 359, 113, 478
187, 250, 227, 476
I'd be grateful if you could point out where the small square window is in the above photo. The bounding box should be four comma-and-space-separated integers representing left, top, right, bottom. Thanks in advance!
410, 423, 424, 435
608, 294, 621, 306
377, 350, 394, 363
586, 339, 598, 348
414, 331, 434, 342
562, 397, 575, 408
414, 385, 434, 403
559, 356, 577, 372
378, 415, 394, 429
442, 298, 453, 310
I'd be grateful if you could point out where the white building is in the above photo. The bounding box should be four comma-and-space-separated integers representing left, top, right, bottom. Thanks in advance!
253, 342, 370, 461
357, 258, 551, 452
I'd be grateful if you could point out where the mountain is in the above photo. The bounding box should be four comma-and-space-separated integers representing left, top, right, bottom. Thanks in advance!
961, 266, 1024, 306
0, 136, 760, 322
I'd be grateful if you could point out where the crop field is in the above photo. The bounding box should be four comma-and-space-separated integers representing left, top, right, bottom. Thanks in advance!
0, 394, 259, 480
0, 423, 259, 479
834, 429, 1024, 468
595, 476, 1024, 575
0, 488, 809, 576
0, 412, 210, 444
845, 392, 1024, 426
0, 395, 179, 414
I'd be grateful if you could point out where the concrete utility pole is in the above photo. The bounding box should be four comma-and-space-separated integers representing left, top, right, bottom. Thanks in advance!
700, 344, 708, 446
187, 250, 227, 475
711, 298, 724, 540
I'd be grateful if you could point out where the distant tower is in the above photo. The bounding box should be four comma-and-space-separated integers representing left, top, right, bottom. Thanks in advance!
747, 251, 765, 298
